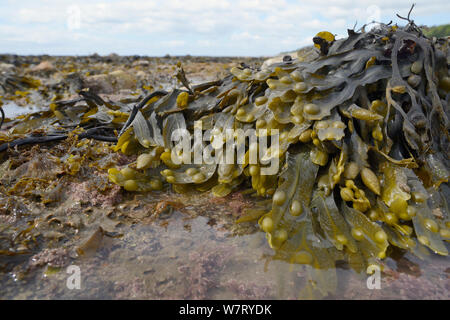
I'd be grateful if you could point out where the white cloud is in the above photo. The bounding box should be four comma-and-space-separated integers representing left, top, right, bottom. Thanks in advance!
231, 32, 262, 41
196, 40, 214, 47
162, 40, 186, 47
0, 0, 448, 56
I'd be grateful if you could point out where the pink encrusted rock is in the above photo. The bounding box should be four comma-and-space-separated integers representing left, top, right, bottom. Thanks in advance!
223, 278, 272, 299
28, 248, 69, 270
228, 192, 251, 216
69, 178, 122, 208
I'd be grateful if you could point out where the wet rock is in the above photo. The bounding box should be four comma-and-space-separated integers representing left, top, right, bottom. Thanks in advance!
223, 279, 272, 299
0, 62, 16, 74
28, 248, 70, 270
114, 277, 147, 299
178, 244, 232, 299
76, 226, 104, 256
228, 192, 251, 216
0, 194, 31, 218
42, 231, 65, 240
69, 178, 122, 208
65, 215, 83, 229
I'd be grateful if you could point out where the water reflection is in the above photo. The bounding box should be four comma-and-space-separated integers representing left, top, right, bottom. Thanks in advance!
2, 102, 41, 119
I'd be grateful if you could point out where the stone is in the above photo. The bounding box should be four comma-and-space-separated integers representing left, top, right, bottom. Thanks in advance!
30, 60, 55, 73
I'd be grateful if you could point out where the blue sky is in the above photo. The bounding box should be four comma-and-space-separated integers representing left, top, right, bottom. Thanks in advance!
0, 0, 448, 57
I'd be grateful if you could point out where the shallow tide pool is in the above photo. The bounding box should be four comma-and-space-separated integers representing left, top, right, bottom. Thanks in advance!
2, 209, 448, 300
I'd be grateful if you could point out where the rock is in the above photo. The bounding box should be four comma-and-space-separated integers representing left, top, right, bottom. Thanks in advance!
109, 69, 136, 90
262, 46, 318, 69
105, 53, 120, 63
30, 60, 55, 73
83, 74, 114, 94
28, 248, 69, 270
135, 70, 148, 79
0, 63, 16, 74
132, 60, 150, 67
83, 70, 136, 94
65, 72, 85, 93
42, 231, 65, 240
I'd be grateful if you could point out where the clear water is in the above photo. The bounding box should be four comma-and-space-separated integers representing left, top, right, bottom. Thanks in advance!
2, 210, 448, 300
2, 102, 41, 119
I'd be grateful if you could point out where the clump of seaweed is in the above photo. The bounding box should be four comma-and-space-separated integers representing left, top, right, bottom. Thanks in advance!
1, 14, 449, 298
110, 20, 449, 268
